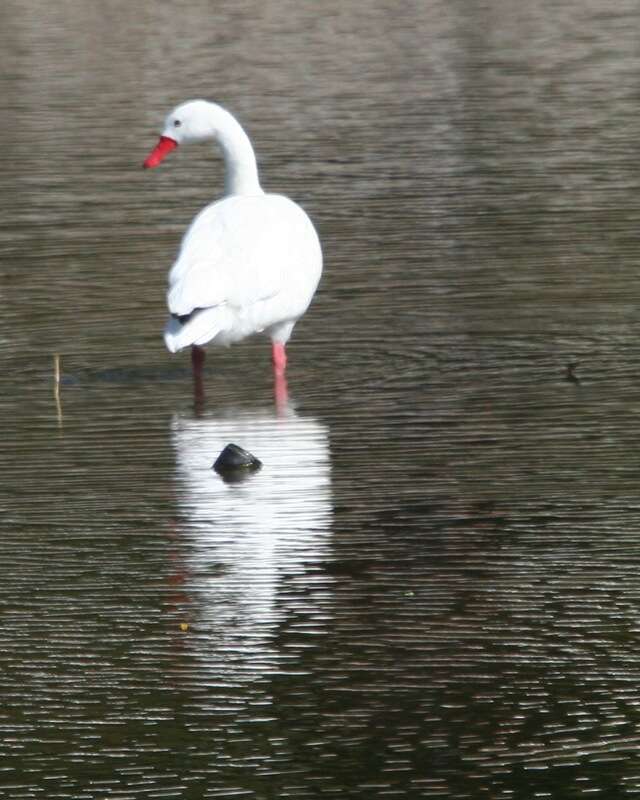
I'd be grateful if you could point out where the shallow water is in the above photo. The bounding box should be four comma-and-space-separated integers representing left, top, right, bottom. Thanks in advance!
3, 1, 640, 797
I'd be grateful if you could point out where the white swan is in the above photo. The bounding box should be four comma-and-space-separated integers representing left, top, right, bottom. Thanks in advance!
143, 99, 322, 378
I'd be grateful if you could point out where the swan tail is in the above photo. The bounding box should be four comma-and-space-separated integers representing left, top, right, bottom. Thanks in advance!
163, 306, 232, 353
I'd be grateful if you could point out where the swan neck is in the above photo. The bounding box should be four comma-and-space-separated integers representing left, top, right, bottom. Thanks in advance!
216, 114, 262, 196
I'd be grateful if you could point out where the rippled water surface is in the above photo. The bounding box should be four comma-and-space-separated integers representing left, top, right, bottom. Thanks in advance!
3, 1, 640, 797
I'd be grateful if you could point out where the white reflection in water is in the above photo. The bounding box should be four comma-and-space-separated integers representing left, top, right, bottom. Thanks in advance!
169, 402, 332, 682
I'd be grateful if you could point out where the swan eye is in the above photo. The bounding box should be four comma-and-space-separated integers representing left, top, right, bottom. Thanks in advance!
173, 119, 182, 127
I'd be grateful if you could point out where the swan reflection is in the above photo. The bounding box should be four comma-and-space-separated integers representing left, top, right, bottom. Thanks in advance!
168, 401, 332, 681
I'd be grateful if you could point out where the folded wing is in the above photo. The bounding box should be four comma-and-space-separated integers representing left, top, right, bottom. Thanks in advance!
167, 194, 289, 318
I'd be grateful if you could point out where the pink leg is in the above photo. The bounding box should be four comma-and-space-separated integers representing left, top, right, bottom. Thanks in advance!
271, 341, 287, 376
274, 371, 289, 414
271, 342, 288, 413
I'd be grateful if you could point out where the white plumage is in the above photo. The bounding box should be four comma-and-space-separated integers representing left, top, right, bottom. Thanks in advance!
144, 100, 322, 370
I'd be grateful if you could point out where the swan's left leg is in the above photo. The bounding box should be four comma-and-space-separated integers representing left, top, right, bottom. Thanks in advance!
191, 344, 205, 375
191, 345, 205, 408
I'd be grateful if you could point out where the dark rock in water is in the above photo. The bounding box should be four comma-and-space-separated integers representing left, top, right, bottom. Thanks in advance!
213, 443, 262, 479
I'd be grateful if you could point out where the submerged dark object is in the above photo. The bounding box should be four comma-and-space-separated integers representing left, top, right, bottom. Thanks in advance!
213, 443, 262, 479
566, 362, 580, 384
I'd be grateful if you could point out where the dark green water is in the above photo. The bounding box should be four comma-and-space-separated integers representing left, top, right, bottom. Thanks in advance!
2, 1, 640, 797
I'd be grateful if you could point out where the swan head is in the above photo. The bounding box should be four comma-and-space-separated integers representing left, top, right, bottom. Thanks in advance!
143, 99, 228, 168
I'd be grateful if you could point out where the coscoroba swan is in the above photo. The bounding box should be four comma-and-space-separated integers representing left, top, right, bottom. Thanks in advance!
143, 100, 322, 381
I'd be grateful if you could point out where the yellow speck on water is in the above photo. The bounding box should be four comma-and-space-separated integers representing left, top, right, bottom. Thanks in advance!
180, 622, 189, 632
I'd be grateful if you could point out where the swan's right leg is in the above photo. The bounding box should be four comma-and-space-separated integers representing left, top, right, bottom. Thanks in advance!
271, 342, 287, 375
269, 320, 295, 377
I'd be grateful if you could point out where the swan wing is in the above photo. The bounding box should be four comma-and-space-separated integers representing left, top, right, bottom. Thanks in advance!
167, 195, 294, 317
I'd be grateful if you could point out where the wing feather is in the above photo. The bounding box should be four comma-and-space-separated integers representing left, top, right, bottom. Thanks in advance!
167, 195, 291, 317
